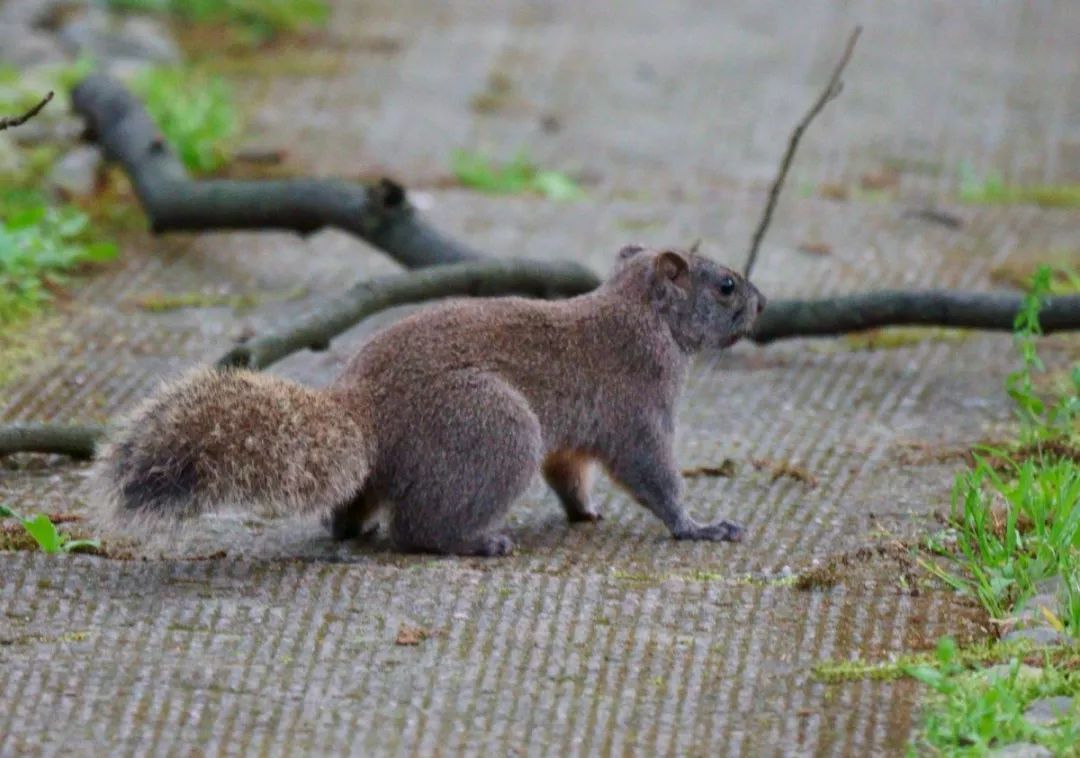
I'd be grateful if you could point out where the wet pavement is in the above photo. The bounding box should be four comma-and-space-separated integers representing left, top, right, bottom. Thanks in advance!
2, 1, 1079, 754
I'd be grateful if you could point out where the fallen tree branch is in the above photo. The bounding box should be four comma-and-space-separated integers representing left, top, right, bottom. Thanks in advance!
744, 27, 861, 277
0, 423, 104, 459
8, 289, 1080, 458
217, 259, 601, 369
0, 91, 53, 131
752, 290, 1080, 343
71, 75, 484, 268
10, 55, 1080, 461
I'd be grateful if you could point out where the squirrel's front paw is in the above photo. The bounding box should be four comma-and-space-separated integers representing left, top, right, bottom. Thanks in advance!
567, 508, 603, 523
674, 519, 744, 543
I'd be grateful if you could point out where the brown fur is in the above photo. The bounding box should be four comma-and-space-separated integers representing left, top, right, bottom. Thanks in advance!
92, 246, 765, 556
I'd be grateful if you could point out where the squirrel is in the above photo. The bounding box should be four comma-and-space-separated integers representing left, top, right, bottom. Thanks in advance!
92, 245, 766, 556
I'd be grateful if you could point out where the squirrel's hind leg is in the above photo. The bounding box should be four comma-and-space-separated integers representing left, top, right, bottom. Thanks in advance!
543, 451, 601, 522
386, 372, 542, 557
323, 488, 381, 541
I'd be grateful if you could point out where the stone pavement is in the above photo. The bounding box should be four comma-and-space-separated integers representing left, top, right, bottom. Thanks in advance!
2, 1, 1079, 754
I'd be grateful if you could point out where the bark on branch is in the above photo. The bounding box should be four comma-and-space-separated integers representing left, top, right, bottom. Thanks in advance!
70, 75, 484, 268
217, 259, 601, 369
751, 290, 1080, 343
6, 289, 1080, 458
0, 423, 104, 459
0, 91, 53, 131
9, 60, 1080, 460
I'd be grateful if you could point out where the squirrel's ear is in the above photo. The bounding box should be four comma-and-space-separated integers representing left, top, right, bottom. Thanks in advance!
617, 244, 644, 261
655, 251, 691, 289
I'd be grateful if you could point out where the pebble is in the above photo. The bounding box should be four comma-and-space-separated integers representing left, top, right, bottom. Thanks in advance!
0, 24, 68, 66
1002, 627, 1070, 646
1023, 696, 1073, 727
48, 145, 102, 198
976, 663, 1044, 684
58, 7, 180, 64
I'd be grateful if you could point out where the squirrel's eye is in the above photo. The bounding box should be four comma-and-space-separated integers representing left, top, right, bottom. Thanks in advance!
719, 277, 736, 296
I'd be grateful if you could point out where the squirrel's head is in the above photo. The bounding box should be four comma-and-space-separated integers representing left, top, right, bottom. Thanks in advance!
612, 244, 766, 352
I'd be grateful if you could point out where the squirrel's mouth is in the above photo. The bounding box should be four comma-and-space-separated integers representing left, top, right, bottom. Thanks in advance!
722, 319, 758, 348
737, 294, 766, 340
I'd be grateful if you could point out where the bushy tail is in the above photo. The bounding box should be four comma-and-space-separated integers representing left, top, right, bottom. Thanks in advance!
92, 368, 371, 524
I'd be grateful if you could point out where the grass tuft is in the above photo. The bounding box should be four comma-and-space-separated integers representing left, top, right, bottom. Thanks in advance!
904, 265, 1080, 752
0, 189, 118, 328
0, 504, 101, 554
960, 165, 1080, 209
106, 0, 329, 43
451, 150, 584, 201
132, 67, 240, 174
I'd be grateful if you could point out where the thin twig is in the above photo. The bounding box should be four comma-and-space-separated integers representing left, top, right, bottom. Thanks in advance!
744, 26, 861, 278
0, 91, 54, 131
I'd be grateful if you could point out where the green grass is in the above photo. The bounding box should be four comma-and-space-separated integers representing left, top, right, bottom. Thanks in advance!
813, 638, 1052, 684
0, 504, 100, 554
132, 67, 239, 174
450, 150, 584, 201
925, 457, 1080, 621
0, 189, 119, 326
991, 259, 1080, 296
813, 636, 1080, 753
106, 0, 329, 42
960, 165, 1080, 209
901, 267, 1080, 753
907, 638, 1080, 755
921, 268, 1080, 628
1005, 266, 1080, 446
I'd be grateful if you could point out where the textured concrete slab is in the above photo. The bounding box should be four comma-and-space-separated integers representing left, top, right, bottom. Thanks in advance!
2, 0, 1079, 755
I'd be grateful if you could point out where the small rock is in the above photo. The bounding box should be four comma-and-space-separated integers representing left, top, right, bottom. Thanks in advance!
989, 744, 1053, 758
1011, 593, 1062, 628
0, 135, 28, 176
0, 0, 74, 27
1018, 593, 1060, 616
1023, 696, 1073, 726
48, 145, 102, 198
976, 663, 1044, 684
119, 15, 181, 61
1002, 627, 1070, 646
1033, 576, 1064, 597
102, 57, 159, 82
0, 24, 68, 66
59, 7, 180, 64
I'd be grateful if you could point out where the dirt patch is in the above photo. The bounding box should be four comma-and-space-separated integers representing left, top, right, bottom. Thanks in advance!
751, 458, 819, 488
897, 438, 1080, 469
989, 254, 1079, 292
841, 327, 971, 351
793, 542, 919, 592
395, 624, 438, 646
681, 459, 737, 478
